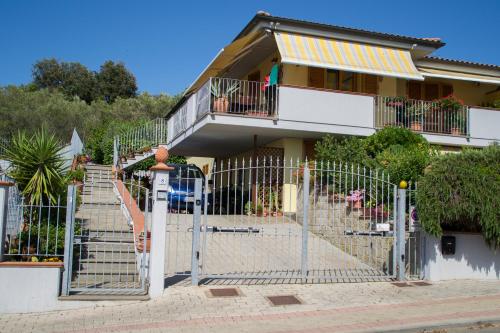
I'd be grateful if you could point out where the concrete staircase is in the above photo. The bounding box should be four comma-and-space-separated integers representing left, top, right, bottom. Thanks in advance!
71, 164, 144, 292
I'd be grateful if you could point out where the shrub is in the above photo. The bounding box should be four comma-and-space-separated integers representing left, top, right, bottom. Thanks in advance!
416, 145, 500, 247
315, 135, 373, 167
375, 143, 436, 183
364, 126, 427, 158
2, 129, 66, 204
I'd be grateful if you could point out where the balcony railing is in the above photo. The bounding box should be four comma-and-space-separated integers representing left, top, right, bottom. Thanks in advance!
196, 77, 278, 120
375, 96, 469, 136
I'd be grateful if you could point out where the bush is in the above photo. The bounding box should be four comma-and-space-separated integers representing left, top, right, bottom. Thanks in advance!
315, 135, 373, 167
416, 145, 500, 247
364, 126, 427, 158
376, 143, 436, 183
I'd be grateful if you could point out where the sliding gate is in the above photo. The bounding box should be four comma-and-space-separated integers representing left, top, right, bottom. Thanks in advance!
165, 158, 413, 284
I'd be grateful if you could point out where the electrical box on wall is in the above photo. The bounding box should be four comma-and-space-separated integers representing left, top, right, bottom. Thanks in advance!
441, 235, 456, 255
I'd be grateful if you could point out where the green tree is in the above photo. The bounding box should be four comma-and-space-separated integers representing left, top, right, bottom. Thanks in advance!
97, 61, 137, 103
32, 58, 97, 103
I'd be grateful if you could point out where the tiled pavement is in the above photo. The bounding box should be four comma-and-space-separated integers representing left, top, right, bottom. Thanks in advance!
1, 280, 500, 332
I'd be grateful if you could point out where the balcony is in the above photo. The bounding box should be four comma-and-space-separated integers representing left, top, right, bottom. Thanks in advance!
166, 77, 499, 155
375, 96, 469, 137
195, 77, 278, 120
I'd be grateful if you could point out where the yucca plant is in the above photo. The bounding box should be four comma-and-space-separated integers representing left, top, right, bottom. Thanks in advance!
2, 129, 66, 204
210, 79, 240, 98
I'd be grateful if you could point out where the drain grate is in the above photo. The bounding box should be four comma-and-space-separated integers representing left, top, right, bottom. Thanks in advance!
410, 281, 432, 286
267, 295, 302, 306
391, 282, 413, 287
208, 288, 240, 297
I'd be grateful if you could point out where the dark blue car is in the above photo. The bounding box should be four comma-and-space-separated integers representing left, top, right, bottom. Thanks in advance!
167, 164, 208, 213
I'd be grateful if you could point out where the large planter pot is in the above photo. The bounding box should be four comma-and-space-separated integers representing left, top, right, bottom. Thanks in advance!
347, 200, 362, 209
410, 121, 423, 131
451, 127, 462, 136
213, 97, 229, 113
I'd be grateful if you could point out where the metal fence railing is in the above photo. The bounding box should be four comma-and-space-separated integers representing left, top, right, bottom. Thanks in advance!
3, 192, 66, 260
195, 77, 278, 120
113, 118, 168, 167
375, 96, 469, 136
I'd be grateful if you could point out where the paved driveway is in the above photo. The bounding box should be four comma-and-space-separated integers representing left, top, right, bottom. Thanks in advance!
165, 213, 391, 285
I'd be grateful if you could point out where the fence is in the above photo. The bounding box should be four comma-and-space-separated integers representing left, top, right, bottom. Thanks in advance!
3, 193, 66, 260
165, 157, 411, 283
375, 96, 469, 136
114, 118, 168, 166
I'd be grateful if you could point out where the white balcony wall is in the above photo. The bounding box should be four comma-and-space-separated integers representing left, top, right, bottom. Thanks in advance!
278, 86, 375, 130
167, 92, 198, 142
469, 107, 500, 141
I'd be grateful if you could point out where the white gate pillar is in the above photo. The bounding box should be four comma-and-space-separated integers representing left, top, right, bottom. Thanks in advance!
396, 184, 407, 281
149, 147, 173, 298
0, 180, 14, 262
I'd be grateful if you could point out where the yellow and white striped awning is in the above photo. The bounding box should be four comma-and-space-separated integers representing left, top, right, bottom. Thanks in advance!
275, 32, 423, 80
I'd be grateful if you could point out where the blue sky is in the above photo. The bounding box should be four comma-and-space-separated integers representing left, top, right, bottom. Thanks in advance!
1, 0, 499, 95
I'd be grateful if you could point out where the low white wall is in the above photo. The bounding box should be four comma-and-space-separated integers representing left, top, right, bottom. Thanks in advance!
469, 107, 500, 141
0, 265, 63, 313
278, 86, 375, 129
423, 233, 500, 281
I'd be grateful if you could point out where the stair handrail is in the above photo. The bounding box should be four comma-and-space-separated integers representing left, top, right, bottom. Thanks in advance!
113, 118, 168, 170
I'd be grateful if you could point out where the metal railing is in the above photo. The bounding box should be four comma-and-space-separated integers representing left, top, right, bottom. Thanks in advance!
0, 137, 10, 156
196, 77, 278, 120
375, 96, 469, 136
3, 191, 66, 260
114, 118, 168, 166
171, 101, 188, 139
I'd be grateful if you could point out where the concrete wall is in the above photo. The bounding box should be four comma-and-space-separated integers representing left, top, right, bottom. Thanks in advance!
469, 107, 500, 141
0, 265, 63, 313
423, 233, 500, 281
278, 86, 375, 130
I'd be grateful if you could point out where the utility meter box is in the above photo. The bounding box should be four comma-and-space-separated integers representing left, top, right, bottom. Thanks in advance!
441, 235, 456, 255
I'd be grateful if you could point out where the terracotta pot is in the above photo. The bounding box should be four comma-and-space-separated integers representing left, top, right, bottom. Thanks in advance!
410, 121, 422, 131
348, 200, 363, 209
451, 127, 462, 136
213, 97, 229, 112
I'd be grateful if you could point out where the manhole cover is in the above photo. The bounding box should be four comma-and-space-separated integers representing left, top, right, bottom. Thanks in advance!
411, 281, 432, 286
391, 282, 413, 287
267, 295, 302, 306
208, 288, 240, 297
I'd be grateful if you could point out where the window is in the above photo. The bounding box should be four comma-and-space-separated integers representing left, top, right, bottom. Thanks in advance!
326, 69, 339, 90
407, 81, 454, 100
341, 71, 356, 91
308, 67, 325, 88
363, 74, 378, 94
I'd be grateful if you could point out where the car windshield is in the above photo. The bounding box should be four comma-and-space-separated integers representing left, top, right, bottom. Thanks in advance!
170, 166, 203, 179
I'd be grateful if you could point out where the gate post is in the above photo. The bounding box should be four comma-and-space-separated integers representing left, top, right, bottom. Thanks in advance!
61, 184, 77, 296
301, 165, 310, 280
0, 180, 14, 262
190, 178, 202, 286
396, 186, 406, 281
149, 147, 172, 298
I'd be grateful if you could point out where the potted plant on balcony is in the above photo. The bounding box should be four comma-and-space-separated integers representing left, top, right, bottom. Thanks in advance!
407, 104, 424, 131
211, 79, 240, 113
438, 95, 465, 135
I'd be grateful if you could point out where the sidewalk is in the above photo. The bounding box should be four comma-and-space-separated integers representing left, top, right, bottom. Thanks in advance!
1, 280, 499, 333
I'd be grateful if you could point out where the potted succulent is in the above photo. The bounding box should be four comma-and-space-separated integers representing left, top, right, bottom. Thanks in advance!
211, 80, 240, 113
244, 201, 254, 216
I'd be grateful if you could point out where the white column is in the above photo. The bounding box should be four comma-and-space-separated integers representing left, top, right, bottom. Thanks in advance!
148, 147, 172, 298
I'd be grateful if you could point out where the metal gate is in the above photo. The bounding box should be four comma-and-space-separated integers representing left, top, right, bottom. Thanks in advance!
62, 166, 151, 295
165, 158, 416, 284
